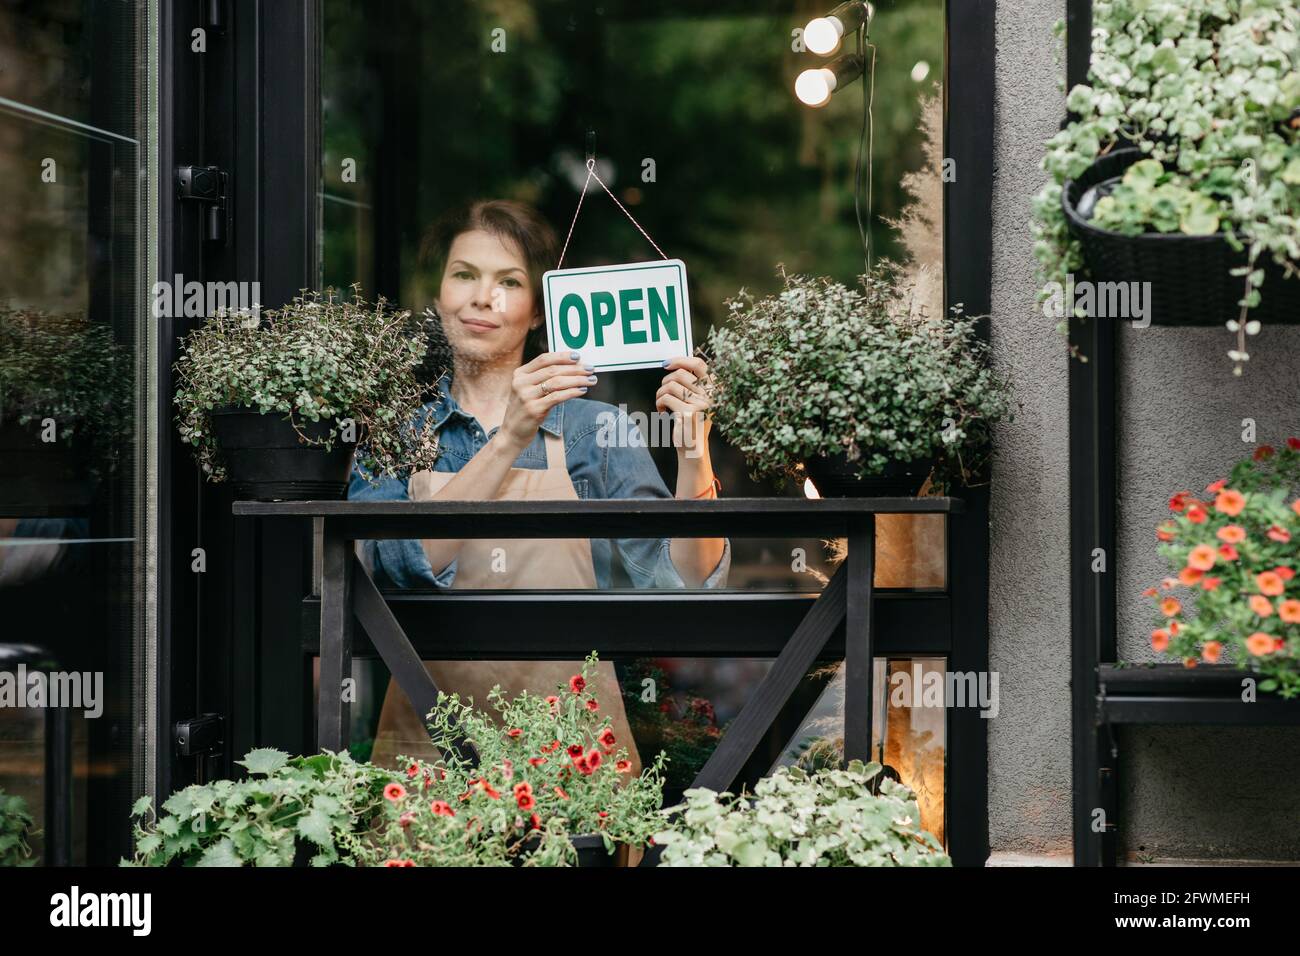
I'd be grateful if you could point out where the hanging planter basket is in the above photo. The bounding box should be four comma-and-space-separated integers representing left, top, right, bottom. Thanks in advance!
1062, 148, 1300, 328
803, 451, 934, 498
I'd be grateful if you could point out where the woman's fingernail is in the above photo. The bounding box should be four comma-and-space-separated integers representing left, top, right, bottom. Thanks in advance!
586, 375, 598, 383
661, 359, 671, 367
583, 363, 595, 371
570, 351, 581, 360
579, 386, 589, 393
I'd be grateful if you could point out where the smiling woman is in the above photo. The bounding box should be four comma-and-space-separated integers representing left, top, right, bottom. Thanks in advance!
350, 199, 730, 770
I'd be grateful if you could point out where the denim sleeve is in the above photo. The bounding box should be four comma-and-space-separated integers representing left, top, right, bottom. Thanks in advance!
599, 409, 731, 590
347, 466, 456, 589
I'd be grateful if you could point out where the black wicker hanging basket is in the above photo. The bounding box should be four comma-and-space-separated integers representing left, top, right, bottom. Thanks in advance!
1062, 148, 1300, 327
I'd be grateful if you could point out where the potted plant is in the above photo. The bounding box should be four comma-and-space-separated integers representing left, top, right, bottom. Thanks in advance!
359, 653, 667, 867
0, 787, 38, 867
122, 748, 390, 867
0, 304, 130, 512
703, 264, 1012, 496
173, 287, 441, 500
652, 760, 950, 867
1144, 441, 1300, 698
1034, 0, 1300, 370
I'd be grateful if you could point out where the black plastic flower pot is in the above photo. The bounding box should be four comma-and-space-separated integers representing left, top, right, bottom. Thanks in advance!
208, 408, 357, 501
0, 421, 98, 515
803, 451, 933, 498
1062, 148, 1300, 327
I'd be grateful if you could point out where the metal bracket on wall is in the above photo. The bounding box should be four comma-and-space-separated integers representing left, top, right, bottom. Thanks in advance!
176, 165, 230, 244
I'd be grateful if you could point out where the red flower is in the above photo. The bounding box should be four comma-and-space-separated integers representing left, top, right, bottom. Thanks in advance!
385, 859, 415, 867
383, 783, 406, 802
422, 773, 433, 791
1142, 586, 1158, 597
586, 748, 603, 771
1287, 438, 1300, 451
1156, 524, 1176, 543
528, 757, 547, 767
406, 763, 420, 779
517, 792, 536, 811
553, 786, 570, 800
1205, 478, 1228, 494
615, 760, 633, 773
1254, 445, 1275, 461
506, 728, 523, 739
430, 800, 455, 817
1186, 506, 1207, 524
598, 728, 617, 749
1267, 525, 1291, 543
399, 811, 416, 828
585, 698, 599, 712
1201, 576, 1222, 592
567, 743, 584, 758
1168, 492, 1190, 513
573, 755, 591, 775
1218, 544, 1240, 561
513, 781, 533, 798
529, 813, 542, 830
1275, 567, 1296, 581
569, 674, 586, 694
545, 695, 560, 712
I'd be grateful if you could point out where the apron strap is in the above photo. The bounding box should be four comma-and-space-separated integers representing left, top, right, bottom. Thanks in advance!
542, 431, 568, 473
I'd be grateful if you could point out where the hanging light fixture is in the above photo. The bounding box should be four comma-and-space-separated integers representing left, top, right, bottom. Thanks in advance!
794, 52, 865, 108
802, 1, 873, 57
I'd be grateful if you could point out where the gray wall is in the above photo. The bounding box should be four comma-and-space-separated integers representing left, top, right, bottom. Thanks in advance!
987, 1, 1300, 861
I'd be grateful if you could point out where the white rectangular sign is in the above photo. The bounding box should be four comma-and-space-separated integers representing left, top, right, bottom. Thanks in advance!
542, 259, 692, 373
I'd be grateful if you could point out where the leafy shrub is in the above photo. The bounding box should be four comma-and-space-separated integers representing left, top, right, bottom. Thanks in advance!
173, 287, 441, 481
0, 787, 38, 867
653, 760, 950, 867
703, 265, 1012, 493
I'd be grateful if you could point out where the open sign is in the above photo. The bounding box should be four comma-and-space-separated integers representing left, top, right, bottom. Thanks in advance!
542, 259, 692, 372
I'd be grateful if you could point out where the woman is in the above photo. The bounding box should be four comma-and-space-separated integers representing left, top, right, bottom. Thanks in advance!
350, 199, 730, 773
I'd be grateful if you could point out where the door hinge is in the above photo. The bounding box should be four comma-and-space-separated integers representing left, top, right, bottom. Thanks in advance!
175, 165, 230, 244
174, 713, 225, 784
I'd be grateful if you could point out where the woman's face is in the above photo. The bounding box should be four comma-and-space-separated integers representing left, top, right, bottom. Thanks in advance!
435, 228, 540, 367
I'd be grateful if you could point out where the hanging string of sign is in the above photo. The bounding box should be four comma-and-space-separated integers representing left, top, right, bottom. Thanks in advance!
544, 158, 692, 373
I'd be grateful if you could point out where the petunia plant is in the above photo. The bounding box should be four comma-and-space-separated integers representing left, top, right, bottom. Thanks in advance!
1033, 0, 1300, 372
652, 761, 950, 867
359, 652, 667, 867
1146, 440, 1300, 698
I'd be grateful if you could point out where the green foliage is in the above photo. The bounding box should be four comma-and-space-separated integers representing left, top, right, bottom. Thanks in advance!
123, 749, 391, 867
1033, 0, 1300, 364
358, 653, 667, 867
622, 660, 722, 793
173, 287, 441, 481
703, 264, 1013, 493
1148, 441, 1300, 698
0, 787, 38, 867
0, 304, 131, 463
652, 760, 951, 867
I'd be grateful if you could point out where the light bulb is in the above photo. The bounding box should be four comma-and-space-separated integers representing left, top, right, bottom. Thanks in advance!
804, 17, 843, 56
795, 68, 836, 108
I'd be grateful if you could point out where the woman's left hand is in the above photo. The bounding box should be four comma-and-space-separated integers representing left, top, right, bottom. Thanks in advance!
656, 355, 713, 462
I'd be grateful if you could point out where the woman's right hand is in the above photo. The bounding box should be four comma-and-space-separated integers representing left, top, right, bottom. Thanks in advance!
499, 351, 597, 451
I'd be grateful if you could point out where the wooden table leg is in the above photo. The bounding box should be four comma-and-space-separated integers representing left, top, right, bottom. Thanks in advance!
318, 522, 353, 752
843, 514, 876, 765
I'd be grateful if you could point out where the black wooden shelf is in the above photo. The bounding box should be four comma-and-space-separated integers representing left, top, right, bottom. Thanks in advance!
1098, 664, 1300, 726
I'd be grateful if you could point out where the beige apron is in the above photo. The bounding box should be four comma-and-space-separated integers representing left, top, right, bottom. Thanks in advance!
368, 430, 643, 781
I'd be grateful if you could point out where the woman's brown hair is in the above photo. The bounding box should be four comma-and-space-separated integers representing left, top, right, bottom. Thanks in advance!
419, 199, 560, 364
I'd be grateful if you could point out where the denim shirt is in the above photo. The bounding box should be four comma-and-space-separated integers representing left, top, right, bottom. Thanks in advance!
348, 372, 731, 590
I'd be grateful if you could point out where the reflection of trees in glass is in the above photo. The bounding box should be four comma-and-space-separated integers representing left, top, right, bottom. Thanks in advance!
322, 0, 944, 325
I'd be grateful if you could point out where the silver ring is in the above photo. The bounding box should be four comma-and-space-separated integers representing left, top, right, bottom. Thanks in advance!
539, 380, 552, 396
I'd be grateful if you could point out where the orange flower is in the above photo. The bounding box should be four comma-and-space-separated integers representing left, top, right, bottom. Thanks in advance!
1142, 586, 1158, 597
1182, 657, 1198, 669
1246, 632, 1276, 656
1201, 576, 1222, 591
1160, 597, 1181, 617
1279, 600, 1300, 624
1178, 567, 1203, 585
1200, 641, 1222, 663
1150, 629, 1170, 652
1292, 499, 1300, 517
1206, 479, 1228, 494
383, 783, 407, 802
1170, 620, 1181, 636
1186, 544, 1217, 571
1249, 594, 1274, 617
1186, 506, 1208, 524
1156, 525, 1176, 542
1267, 525, 1291, 543
1275, 567, 1296, 581
1161, 577, 1179, 590
1257, 571, 1286, 596
1216, 525, 1246, 543
1214, 489, 1246, 516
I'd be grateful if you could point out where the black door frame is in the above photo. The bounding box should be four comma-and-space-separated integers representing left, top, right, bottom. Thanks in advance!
156, 0, 995, 865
